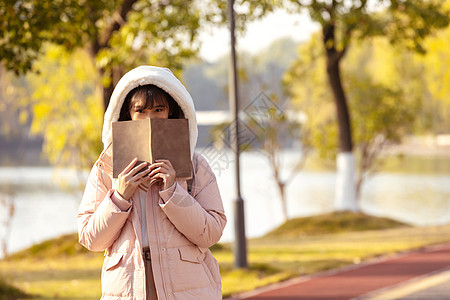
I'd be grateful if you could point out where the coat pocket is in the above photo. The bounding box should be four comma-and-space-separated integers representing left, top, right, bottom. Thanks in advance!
105, 253, 124, 271
168, 245, 210, 292
102, 253, 133, 296
178, 245, 205, 263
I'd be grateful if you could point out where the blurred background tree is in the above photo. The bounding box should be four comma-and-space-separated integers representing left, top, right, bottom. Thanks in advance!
203, 37, 304, 221
0, 0, 202, 169
239, 0, 449, 211
0, 0, 201, 110
245, 93, 309, 222
25, 45, 103, 170
420, 20, 450, 134
284, 28, 450, 207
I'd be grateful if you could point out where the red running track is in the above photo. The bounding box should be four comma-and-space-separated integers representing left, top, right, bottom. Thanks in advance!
232, 243, 450, 300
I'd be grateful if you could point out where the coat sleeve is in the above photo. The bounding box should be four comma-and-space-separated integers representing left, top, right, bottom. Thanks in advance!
159, 153, 227, 248
77, 159, 132, 252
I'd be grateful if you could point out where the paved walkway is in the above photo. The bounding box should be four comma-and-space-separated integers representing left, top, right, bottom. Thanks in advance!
359, 268, 450, 299
227, 243, 450, 300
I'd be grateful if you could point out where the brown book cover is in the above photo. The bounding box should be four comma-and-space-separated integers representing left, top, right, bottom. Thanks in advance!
112, 118, 192, 179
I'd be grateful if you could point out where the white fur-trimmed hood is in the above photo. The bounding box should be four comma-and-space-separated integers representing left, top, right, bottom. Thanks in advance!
102, 66, 198, 158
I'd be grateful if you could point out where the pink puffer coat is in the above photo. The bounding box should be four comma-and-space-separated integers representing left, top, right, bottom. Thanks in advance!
78, 150, 227, 299
78, 66, 227, 299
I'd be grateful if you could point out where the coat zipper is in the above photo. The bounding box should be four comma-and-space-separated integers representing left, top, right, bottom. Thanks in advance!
152, 185, 169, 299
131, 193, 145, 298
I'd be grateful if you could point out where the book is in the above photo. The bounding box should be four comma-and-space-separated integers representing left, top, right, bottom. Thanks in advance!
112, 118, 192, 180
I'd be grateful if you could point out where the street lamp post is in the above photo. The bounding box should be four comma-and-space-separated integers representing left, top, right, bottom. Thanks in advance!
228, 0, 248, 269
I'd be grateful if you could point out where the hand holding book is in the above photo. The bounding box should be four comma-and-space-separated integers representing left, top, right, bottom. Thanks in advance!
116, 158, 152, 200
116, 157, 178, 200
148, 159, 176, 190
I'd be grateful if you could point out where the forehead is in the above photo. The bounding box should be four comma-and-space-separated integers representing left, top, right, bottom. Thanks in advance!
132, 98, 146, 107
131, 98, 168, 109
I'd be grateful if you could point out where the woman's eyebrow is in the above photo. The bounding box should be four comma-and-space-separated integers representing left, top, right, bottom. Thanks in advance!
153, 105, 167, 109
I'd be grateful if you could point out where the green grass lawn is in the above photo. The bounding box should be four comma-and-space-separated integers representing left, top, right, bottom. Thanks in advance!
2, 212, 450, 299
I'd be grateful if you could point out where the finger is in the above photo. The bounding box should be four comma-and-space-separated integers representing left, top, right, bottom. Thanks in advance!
136, 173, 152, 185
150, 174, 163, 186
128, 161, 148, 177
150, 178, 161, 186
155, 166, 174, 177
151, 161, 174, 172
149, 166, 164, 177
155, 159, 173, 168
131, 167, 152, 181
155, 159, 168, 162
151, 160, 174, 169
150, 173, 166, 182
149, 162, 166, 170
155, 165, 173, 174
121, 157, 138, 175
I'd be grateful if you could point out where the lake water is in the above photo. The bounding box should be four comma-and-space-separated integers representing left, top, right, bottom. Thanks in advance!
0, 150, 449, 257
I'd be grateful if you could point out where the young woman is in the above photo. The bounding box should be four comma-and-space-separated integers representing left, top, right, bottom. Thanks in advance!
77, 66, 227, 300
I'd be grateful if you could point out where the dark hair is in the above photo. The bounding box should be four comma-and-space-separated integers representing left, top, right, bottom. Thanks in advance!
118, 84, 184, 121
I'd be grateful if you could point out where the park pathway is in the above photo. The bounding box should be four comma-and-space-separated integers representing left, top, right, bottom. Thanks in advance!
227, 243, 450, 300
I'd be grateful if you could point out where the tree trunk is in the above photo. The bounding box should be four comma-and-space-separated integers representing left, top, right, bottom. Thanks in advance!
325, 53, 353, 152
100, 66, 126, 112
266, 138, 289, 222
323, 24, 357, 211
277, 180, 288, 222
335, 152, 358, 211
87, 0, 137, 112
103, 78, 114, 112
